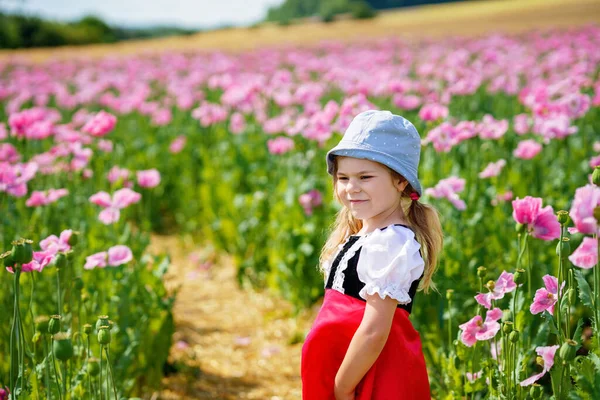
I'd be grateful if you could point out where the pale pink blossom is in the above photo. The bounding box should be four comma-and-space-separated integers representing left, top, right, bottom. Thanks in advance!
569, 237, 598, 269
569, 185, 600, 235
520, 345, 559, 387
89, 188, 141, 225
229, 112, 247, 134
478, 115, 508, 140
513, 140, 543, 159
137, 169, 161, 188
425, 176, 466, 210
530, 275, 564, 315
475, 271, 517, 309
479, 159, 506, 179
0, 143, 20, 163
169, 135, 187, 153
267, 137, 295, 155
491, 191, 513, 206
82, 110, 117, 137
512, 196, 560, 240
97, 139, 113, 153
299, 189, 323, 216
107, 166, 131, 184
458, 308, 502, 347
590, 155, 600, 168
84, 245, 133, 270
418, 103, 448, 122
513, 114, 530, 135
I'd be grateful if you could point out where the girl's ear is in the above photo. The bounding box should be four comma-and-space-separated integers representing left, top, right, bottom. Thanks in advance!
396, 178, 409, 192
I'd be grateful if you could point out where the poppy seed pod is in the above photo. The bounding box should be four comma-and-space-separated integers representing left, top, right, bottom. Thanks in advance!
592, 166, 600, 186
48, 315, 61, 335
502, 321, 513, 334
559, 340, 578, 361
96, 315, 110, 331
556, 210, 570, 226
87, 358, 100, 376
83, 324, 93, 335
514, 269, 526, 285
477, 266, 486, 278
35, 315, 50, 333
509, 330, 520, 343
11, 238, 33, 264
53, 332, 74, 361
98, 326, 111, 345
446, 289, 454, 301
0, 250, 15, 268
485, 280, 496, 292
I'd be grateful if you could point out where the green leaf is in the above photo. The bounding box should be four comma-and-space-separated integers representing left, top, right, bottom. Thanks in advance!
574, 269, 594, 309
572, 318, 584, 345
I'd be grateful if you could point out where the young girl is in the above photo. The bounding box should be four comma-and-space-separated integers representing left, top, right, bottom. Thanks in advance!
301, 110, 443, 400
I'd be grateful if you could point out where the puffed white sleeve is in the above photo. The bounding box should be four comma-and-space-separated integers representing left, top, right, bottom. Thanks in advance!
357, 225, 425, 304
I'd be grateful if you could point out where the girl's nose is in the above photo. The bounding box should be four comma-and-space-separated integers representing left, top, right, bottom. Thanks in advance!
346, 179, 361, 193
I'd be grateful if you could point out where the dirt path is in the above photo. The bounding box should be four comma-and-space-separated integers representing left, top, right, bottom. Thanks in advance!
148, 234, 320, 400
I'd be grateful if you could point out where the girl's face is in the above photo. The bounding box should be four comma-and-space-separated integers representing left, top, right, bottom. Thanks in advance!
335, 157, 407, 228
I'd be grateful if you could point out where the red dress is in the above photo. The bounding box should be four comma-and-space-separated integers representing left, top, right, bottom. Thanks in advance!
301, 224, 430, 399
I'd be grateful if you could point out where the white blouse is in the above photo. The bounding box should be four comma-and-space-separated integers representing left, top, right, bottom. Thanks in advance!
355, 225, 425, 304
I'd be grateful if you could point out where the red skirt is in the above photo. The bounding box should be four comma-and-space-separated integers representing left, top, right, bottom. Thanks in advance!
301, 289, 430, 400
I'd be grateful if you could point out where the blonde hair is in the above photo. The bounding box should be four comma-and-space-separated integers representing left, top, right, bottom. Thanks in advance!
319, 158, 444, 293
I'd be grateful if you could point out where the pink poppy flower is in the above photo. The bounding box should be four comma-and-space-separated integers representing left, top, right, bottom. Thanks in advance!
137, 169, 161, 188
267, 137, 295, 155
569, 185, 600, 235
513, 140, 543, 160
97, 140, 114, 153
107, 166, 130, 184
229, 112, 247, 134
530, 275, 564, 315
425, 176, 466, 210
299, 189, 323, 216
107, 245, 133, 266
458, 308, 502, 347
418, 103, 448, 122
84, 245, 133, 270
6, 248, 56, 274
466, 370, 483, 383
169, 135, 187, 153
475, 271, 517, 309
513, 114, 530, 135
82, 110, 117, 137
89, 188, 141, 225
84, 252, 108, 270
479, 159, 506, 179
512, 196, 560, 240
520, 345, 559, 387
569, 237, 597, 269
39, 230, 73, 255
478, 114, 508, 140
26, 188, 69, 207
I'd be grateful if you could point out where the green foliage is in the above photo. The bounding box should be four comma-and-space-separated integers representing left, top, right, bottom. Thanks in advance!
0, 12, 197, 49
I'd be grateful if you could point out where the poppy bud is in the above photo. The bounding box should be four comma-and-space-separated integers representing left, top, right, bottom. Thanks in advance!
11, 238, 33, 264
556, 210, 570, 226
446, 289, 454, 301
592, 166, 600, 186
485, 280, 496, 292
559, 339, 577, 361
502, 321, 513, 334
0, 250, 15, 268
556, 237, 570, 260
48, 315, 61, 335
515, 223, 525, 234
477, 266, 486, 278
98, 326, 111, 345
83, 324, 93, 335
96, 315, 110, 331
54, 252, 67, 269
53, 332, 74, 361
514, 268, 526, 285
68, 231, 80, 247
87, 358, 100, 376
35, 315, 50, 333
509, 330, 520, 343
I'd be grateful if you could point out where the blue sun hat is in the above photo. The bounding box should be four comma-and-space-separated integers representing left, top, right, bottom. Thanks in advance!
326, 109, 423, 196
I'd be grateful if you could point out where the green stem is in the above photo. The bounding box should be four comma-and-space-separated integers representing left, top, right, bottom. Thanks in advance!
447, 298, 452, 350
9, 267, 20, 399
51, 337, 62, 400
99, 345, 103, 400
104, 346, 118, 400
44, 336, 51, 400
595, 233, 600, 350
57, 267, 62, 316
61, 361, 67, 399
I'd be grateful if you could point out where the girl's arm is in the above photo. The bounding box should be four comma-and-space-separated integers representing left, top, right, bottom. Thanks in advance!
334, 294, 398, 398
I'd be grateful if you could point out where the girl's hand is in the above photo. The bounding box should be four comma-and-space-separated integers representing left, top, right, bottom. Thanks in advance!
334, 381, 355, 400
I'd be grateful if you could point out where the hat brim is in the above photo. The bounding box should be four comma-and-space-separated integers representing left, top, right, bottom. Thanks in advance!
326, 145, 423, 196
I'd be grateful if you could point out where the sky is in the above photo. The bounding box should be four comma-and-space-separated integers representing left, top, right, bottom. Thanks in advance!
0, 0, 285, 29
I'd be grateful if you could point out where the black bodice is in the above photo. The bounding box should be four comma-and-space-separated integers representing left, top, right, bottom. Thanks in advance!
324, 224, 422, 314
